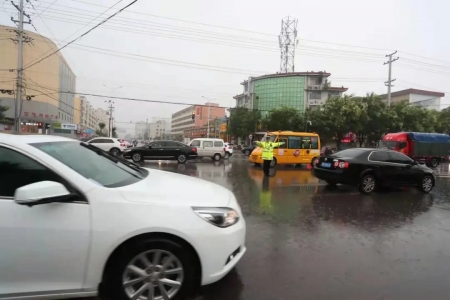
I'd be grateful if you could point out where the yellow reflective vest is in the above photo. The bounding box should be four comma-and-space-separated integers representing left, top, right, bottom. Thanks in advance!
255, 141, 284, 160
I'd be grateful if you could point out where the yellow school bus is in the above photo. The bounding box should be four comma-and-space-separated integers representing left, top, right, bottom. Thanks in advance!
249, 131, 321, 167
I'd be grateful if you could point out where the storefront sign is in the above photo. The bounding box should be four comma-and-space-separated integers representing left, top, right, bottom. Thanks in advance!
52, 122, 62, 129
23, 112, 59, 119
62, 123, 77, 130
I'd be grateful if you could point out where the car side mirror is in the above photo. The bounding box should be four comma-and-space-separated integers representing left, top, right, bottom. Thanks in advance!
15, 181, 71, 207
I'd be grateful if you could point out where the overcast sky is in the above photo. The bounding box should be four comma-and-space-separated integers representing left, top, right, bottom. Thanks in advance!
1, 0, 449, 134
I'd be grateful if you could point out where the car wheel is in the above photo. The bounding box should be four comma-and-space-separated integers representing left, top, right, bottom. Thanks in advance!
420, 175, 434, 193
359, 174, 376, 194
213, 153, 221, 161
177, 154, 187, 164
430, 158, 439, 168
224, 152, 230, 159
103, 238, 197, 300
244, 150, 250, 156
132, 153, 142, 162
110, 148, 120, 156
269, 158, 277, 168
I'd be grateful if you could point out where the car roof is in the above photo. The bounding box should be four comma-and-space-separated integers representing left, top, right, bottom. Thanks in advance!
0, 133, 76, 146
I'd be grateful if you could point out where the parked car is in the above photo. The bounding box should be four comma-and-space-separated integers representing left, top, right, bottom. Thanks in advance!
0, 134, 246, 300
118, 139, 132, 148
224, 142, 234, 159
313, 148, 435, 194
123, 140, 198, 163
87, 137, 127, 155
241, 143, 256, 156
189, 138, 226, 161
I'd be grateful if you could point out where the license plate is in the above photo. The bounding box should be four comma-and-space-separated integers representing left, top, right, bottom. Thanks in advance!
321, 162, 331, 168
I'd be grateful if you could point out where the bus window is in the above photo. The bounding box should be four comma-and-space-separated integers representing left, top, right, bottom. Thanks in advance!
302, 137, 312, 149
287, 136, 302, 149
310, 137, 319, 149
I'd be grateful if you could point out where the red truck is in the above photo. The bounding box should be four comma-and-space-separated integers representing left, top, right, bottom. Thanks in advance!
380, 132, 450, 168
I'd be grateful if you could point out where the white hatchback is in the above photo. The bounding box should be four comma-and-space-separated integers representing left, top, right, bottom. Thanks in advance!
87, 137, 127, 155
0, 134, 246, 300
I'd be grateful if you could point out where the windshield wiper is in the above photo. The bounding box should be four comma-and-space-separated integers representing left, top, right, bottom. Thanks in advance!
80, 142, 145, 176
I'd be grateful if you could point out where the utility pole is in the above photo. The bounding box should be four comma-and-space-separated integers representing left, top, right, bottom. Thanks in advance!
202, 96, 215, 138
11, 0, 30, 134
384, 51, 399, 108
105, 100, 114, 137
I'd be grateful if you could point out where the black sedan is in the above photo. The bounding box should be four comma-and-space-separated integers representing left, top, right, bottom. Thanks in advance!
122, 140, 197, 163
241, 143, 257, 156
313, 148, 435, 194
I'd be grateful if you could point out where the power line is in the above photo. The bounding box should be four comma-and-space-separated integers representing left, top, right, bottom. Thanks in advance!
31, 0, 58, 20
22, 0, 139, 70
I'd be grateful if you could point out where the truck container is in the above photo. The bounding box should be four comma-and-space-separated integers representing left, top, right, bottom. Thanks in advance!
380, 132, 450, 168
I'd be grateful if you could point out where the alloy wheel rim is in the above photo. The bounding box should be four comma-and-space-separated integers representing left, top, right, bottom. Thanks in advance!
178, 155, 186, 162
363, 176, 375, 192
112, 149, 119, 155
422, 177, 432, 191
133, 154, 141, 161
122, 249, 184, 300
215, 155, 220, 161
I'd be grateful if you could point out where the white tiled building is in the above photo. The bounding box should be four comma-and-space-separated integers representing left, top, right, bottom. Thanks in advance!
380, 89, 445, 110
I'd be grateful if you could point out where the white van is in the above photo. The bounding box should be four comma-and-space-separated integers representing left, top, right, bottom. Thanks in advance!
189, 138, 226, 161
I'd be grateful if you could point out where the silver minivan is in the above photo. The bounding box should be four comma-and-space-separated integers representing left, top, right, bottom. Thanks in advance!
189, 138, 226, 161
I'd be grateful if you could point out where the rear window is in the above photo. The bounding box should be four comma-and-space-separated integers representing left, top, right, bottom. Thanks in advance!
331, 149, 365, 158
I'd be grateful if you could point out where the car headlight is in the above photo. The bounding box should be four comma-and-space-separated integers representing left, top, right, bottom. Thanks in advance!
192, 207, 239, 228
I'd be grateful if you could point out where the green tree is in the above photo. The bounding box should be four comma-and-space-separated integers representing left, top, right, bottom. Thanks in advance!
436, 107, 450, 134
389, 101, 438, 132
320, 95, 367, 148
261, 106, 303, 131
354, 93, 394, 147
227, 107, 261, 142
0, 99, 9, 119
96, 122, 106, 137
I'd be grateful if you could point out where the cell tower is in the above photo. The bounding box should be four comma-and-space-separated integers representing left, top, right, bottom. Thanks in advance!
278, 16, 298, 73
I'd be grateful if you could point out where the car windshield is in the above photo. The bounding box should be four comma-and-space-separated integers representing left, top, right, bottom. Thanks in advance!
378, 141, 398, 149
330, 149, 366, 158
31, 141, 147, 188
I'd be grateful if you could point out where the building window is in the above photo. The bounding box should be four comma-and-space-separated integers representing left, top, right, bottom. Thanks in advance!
310, 92, 321, 99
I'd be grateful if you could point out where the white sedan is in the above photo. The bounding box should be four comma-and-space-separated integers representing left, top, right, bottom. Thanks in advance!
0, 134, 246, 300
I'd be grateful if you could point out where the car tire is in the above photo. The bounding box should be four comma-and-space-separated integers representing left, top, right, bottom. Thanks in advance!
177, 154, 187, 164
132, 153, 142, 162
102, 238, 197, 300
224, 152, 230, 159
110, 148, 120, 156
419, 175, 434, 193
244, 150, 250, 156
430, 158, 439, 168
359, 174, 376, 194
269, 158, 277, 168
213, 153, 221, 161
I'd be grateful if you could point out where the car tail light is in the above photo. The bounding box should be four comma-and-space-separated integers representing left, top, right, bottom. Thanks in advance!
334, 161, 349, 168
192, 147, 197, 153
314, 158, 319, 165
228, 146, 232, 149
223, 147, 226, 152
120, 143, 125, 147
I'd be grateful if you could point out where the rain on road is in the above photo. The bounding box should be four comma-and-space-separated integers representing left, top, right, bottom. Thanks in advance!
97, 154, 450, 300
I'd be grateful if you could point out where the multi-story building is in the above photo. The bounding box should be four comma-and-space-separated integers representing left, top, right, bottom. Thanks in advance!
0, 25, 77, 136
135, 121, 148, 140
96, 108, 110, 134
78, 96, 100, 134
171, 103, 226, 136
233, 71, 348, 114
380, 88, 445, 110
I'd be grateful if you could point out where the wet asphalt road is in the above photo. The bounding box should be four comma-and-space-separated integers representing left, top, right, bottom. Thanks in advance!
99, 154, 450, 300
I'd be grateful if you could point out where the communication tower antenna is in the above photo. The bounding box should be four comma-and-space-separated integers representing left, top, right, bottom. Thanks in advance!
279, 16, 298, 73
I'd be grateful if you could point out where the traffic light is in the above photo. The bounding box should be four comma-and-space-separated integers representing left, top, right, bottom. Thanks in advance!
37, 122, 43, 129
191, 112, 195, 120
